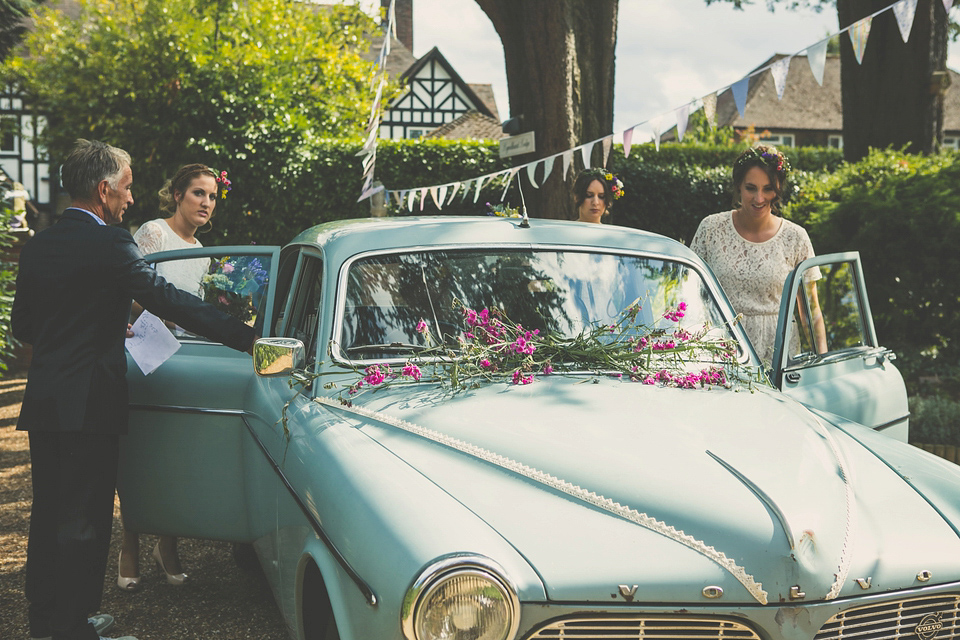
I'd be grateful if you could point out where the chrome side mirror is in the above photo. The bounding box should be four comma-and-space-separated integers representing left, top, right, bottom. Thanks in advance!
253, 337, 305, 377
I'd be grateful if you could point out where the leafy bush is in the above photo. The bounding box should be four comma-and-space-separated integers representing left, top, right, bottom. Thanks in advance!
909, 395, 960, 446
0, 197, 19, 372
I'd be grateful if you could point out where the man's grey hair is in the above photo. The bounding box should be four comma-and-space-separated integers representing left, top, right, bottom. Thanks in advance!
60, 139, 131, 200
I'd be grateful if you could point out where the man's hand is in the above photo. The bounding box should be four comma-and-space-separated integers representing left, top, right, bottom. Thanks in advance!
126, 323, 134, 338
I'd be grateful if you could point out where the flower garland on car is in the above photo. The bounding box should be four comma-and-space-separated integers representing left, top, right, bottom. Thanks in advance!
331, 299, 764, 403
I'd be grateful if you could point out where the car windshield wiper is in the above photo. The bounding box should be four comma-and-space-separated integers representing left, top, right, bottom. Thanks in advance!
346, 342, 427, 354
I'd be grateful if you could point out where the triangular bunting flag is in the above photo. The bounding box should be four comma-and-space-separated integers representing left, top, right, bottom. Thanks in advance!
392, 190, 404, 207
771, 56, 791, 100
419, 187, 428, 211
407, 190, 416, 212
501, 168, 520, 201
893, 0, 919, 42
848, 16, 872, 65
702, 93, 717, 129
447, 182, 460, 204
473, 176, 488, 203
461, 180, 473, 202
562, 150, 573, 178
649, 116, 663, 152
943, 0, 952, 13
526, 162, 540, 189
580, 141, 597, 170
437, 186, 448, 209
731, 77, 749, 118
806, 40, 828, 86
541, 156, 556, 182
675, 104, 691, 142
601, 136, 613, 166
623, 127, 635, 157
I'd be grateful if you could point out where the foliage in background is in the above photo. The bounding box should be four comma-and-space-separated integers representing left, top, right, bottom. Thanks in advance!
0, 0, 39, 61
2, 0, 384, 228
909, 395, 960, 446
787, 149, 960, 393
0, 196, 19, 372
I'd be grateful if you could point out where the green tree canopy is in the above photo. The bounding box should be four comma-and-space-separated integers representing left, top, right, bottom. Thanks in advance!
2, 0, 384, 227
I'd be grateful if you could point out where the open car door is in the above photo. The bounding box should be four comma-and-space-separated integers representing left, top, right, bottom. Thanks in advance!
771, 251, 909, 441
119, 245, 280, 542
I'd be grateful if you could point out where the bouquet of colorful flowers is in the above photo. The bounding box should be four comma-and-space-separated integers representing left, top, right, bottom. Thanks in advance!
201, 256, 269, 324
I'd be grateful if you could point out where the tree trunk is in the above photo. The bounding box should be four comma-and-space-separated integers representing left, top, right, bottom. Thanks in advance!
474, 0, 618, 219
837, 0, 951, 161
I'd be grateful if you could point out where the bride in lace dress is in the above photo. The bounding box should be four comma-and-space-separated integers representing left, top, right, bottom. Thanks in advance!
118, 163, 226, 592
690, 146, 826, 367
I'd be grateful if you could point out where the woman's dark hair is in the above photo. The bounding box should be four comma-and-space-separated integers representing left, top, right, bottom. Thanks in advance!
158, 163, 218, 215
60, 139, 131, 200
572, 169, 619, 214
732, 145, 790, 212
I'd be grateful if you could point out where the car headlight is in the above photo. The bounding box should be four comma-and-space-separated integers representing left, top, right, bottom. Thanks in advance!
402, 555, 520, 640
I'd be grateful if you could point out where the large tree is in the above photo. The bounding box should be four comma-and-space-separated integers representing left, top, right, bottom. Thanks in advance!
707, 0, 956, 161
474, 0, 618, 219
2, 0, 380, 228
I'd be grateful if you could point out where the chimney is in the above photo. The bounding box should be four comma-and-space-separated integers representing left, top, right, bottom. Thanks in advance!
383, 0, 413, 52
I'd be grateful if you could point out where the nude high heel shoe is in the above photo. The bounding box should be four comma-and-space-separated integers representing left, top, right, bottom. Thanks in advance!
153, 542, 190, 585
116, 550, 141, 592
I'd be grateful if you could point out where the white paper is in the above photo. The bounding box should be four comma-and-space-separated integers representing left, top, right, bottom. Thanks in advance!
125, 310, 181, 375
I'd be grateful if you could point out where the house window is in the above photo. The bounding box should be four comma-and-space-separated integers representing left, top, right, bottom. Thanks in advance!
1, 116, 17, 153
407, 129, 424, 139
828, 135, 844, 150
759, 133, 795, 148
943, 137, 959, 150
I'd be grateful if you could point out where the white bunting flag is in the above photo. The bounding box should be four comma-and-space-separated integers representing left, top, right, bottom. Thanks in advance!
623, 126, 635, 157
893, 0, 919, 42
580, 141, 597, 170
407, 190, 416, 212
447, 182, 461, 204
501, 168, 520, 201
806, 40, 828, 86
702, 93, 717, 129
562, 150, 574, 178
649, 116, 663, 152
731, 77, 749, 118
771, 56, 791, 100
601, 136, 613, 166
526, 162, 540, 189
541, 155, 556, 182
675, 104, 691, 142
473, 175, 488, 203
943, 0, 953, 14
848, 16, 872, 65
419, 187, 428, 211
437, 185, 448, 209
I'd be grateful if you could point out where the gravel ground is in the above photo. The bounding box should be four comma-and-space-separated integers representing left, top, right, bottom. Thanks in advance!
0, 375, 289, 640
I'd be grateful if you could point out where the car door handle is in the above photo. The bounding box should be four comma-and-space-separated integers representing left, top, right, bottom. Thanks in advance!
785, 372, 801, 384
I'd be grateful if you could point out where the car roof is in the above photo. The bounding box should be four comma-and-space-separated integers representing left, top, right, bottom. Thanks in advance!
287, 216, 701, 265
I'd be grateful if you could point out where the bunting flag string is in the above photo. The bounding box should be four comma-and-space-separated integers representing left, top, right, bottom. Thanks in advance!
374, 0, 920, 212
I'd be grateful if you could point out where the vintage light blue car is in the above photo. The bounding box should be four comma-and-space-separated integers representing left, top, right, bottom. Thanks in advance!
120, 216, 960, 640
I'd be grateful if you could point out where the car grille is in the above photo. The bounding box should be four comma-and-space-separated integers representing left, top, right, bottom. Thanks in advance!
815, 594, 960, 640
525, 616, 761, 639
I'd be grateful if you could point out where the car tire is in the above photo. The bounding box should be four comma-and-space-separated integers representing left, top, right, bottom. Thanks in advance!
302, 562, 339, 640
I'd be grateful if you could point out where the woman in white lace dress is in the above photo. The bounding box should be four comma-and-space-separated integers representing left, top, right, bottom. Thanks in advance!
118, 163, 226, 591
690, 146, 826, 367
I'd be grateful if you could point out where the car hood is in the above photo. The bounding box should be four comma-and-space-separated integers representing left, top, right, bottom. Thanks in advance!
337, 377, 960, 605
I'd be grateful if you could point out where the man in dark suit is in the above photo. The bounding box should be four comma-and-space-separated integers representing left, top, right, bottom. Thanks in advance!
12, 139, 257, 640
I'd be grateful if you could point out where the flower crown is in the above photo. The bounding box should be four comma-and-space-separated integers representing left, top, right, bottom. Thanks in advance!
215, 170, 232, 200
582, 168, 625, 200
736, 146, 790, 175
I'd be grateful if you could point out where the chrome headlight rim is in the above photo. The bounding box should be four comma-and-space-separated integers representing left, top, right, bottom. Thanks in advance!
401, 553, 520, 640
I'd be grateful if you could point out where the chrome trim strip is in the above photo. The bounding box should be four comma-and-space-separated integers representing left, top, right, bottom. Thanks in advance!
128, 402, 377, 606
128, 404, 245, 416
875, 413, 911, 432
239, 414, 378, 607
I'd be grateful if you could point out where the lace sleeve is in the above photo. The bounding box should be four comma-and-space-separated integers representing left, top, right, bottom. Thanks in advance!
133, 220, 165, 256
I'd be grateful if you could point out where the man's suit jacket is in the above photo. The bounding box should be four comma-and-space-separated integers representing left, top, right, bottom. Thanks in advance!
12, 208, 255, 434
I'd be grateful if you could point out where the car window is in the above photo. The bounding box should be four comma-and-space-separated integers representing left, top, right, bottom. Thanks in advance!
282, 255, 324, 363
787, 260, 868, 365
270, 248, 301, 337
337, 249, 732, 361
148, 251, 273, 341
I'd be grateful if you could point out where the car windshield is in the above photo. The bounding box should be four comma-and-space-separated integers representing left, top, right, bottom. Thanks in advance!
338, 249, 733, 361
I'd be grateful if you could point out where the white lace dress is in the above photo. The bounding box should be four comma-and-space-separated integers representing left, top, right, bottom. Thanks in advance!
133, 218, 209, 298
690, 211, 818, 366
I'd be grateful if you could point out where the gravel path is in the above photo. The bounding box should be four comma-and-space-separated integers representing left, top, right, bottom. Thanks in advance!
0, 375, 289, 640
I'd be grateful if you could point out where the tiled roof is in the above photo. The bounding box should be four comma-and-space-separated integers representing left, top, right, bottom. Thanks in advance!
467, 83, 500, 122
425, 111, 506, 140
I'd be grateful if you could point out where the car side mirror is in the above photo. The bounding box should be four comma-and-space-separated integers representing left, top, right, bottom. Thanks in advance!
253, 337, 306, 377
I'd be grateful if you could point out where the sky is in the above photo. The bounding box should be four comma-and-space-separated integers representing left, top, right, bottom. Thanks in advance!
399, 0, 960, 136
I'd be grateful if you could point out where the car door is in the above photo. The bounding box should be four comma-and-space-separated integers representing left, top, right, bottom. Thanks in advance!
771, 251, 910, 441
119, 245, 280, 542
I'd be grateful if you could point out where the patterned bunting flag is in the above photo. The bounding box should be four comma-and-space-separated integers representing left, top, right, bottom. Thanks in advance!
601, 136, 613, 166
848, 16, 872, 65
392, 190, 404, 206
893, 0, 919, 42
771, 56, 791, 100
675, 104, 691, 142
702, 93, 717, 129
731, 77, 749, 118
806, 40, 828, 86
623, 126, 635, 157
